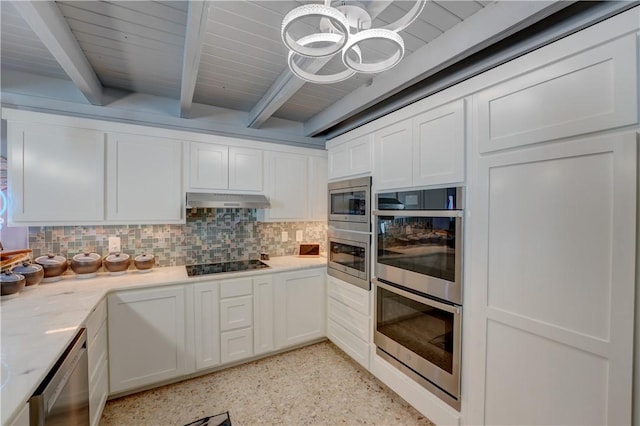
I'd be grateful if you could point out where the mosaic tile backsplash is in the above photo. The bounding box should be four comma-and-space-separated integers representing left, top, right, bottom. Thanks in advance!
27, 208, 327, 269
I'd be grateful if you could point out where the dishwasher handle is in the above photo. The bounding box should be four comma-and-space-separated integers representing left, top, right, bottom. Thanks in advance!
30, 328, 88, 425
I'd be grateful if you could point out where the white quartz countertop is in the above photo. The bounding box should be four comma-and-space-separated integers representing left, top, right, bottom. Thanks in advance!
0, 256, 326, 425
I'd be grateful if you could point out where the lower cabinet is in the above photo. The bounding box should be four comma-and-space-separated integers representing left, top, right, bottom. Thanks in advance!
275, 268, 326, 348
106, 268, 322, 396
86, 299, 108, 426
326, 275, 371, 370
108, 285, 188, 394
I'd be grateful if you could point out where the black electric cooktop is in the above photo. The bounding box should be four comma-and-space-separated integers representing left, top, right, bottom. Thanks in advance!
185, 259, 270, 277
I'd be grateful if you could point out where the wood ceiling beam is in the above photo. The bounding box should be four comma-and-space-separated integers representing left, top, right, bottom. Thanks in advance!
302, 0, 574, 137
246, 1, 394, 129
179, 1, 211, 118
12, 1, 103, 106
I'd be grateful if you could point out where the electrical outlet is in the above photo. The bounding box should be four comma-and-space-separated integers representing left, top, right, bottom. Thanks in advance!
296, 230, 303, 242
281, 231, 288, 242
108, 237, 121, 253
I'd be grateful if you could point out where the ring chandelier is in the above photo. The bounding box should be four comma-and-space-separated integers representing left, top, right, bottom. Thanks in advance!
281, 0, 426, 84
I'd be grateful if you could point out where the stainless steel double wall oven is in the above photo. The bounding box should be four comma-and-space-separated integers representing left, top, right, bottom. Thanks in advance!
327, 177, 372, 290
373, 187, 464, 410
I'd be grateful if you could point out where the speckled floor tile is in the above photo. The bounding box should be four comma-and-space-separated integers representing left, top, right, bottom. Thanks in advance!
100, 341, 434, 426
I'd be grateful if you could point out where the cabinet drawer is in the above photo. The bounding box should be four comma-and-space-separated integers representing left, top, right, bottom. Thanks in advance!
328, 276, 370, 316
327, 318, 370, 370
86, 299, 107, 344
328, 297, 369, 342
221, 328, 253, 364
220, 278, 253, 298
88, 320, 107, 384
220, 295, 252, 331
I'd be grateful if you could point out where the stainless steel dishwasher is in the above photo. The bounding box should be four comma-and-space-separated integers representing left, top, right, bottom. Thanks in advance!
30, 328, 90, 426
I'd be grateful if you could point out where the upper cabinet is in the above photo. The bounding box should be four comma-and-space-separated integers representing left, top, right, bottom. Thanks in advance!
188, 142, 263, 192
107, 133, 183, 223
476, 34, 637, 153
259, 151, 328, 222
7, 122, 106, 224
260, 151, 308, 221
374, 99, 465, 191
328, 134, 373, 180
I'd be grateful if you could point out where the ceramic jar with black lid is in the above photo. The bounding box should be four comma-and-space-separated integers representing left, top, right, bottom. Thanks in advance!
70, 252, 102, 278
35, 253, 68, 283
104, 252, 131, 275
11, 262, 44, 289
1, 271, 26, 298
134, 253, 155, 272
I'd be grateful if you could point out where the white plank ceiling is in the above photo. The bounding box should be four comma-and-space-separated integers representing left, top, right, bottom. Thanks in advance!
0, 0, 577, 145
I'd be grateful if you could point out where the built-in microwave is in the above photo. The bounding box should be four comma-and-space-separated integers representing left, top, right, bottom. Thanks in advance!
327, 228, 370, 290
328, 176, 371, 232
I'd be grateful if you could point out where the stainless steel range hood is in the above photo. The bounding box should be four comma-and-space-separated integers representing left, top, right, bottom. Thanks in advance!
186, 192, 270, 209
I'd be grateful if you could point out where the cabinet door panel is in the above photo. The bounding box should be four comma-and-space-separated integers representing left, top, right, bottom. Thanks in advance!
107, 133, 182, 222
8, 123, 105, 223
275, 268, 326, 348
194, 282, 220, 370
374, 121, 413, 191
108, 286, 187, 393
253, 275, 275, 356
328, 143, 348, 180
476, 35, 637, 153
263, 151, 308, 220
308, 156, 328, 221
189, 142, 228, 190
413, 100, 465, 186
348, 134, 373, 176
229, 147, 262, 191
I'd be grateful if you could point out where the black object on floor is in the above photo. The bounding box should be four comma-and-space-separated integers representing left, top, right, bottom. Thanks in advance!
184, 411, 231, 426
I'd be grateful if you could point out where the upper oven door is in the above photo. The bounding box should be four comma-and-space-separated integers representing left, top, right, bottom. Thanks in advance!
327, 229, 370, 290
328, 177, 371, 232
374, 210, 463, 305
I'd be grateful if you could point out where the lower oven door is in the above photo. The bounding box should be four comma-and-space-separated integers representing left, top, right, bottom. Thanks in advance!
374, 278, 461, 409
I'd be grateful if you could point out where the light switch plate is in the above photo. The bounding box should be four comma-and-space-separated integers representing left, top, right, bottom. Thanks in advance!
108, 237, 121, 253
281, 231, 288, 242
296, 230, 303, 242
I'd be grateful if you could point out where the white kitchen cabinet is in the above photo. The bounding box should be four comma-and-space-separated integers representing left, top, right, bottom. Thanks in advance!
86, 299, 108, 426
476, 34, 637, 154
466, 131, 637, 425
328, 134, 373, 180
326, 275, 371, 370
106, 132, 183, 223
275, 268, 326, 348
220, 328, 253, 364
229, 146, 263, 191
7, 122, 105, 225
193, 281, 220, 371
308, 155, 328, 221
373, 120, 413, 191
108, 285, 188, 394
253, 275, 275, 356
220, 295, 252, 331
260, 151, 308, 221
374, 100, 465, 191
412, 100, 465, 187
188, 142, 263, 192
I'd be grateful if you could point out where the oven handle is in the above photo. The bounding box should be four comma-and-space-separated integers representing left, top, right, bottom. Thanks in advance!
374, 278, 461, 314
372, 210, 463, 218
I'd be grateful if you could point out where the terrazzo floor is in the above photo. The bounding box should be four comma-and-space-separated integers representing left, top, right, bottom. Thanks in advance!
100, 340, 434, 426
